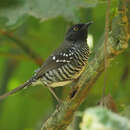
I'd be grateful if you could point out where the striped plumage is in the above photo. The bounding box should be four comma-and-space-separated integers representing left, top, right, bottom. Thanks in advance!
39, 42, 89, 87
32, 22, 92, 88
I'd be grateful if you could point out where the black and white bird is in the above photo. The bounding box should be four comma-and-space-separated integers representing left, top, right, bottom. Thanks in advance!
31, 22, 93, 102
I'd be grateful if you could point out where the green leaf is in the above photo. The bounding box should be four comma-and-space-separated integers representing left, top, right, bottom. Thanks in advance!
0, 0, 97, 28
80, 107, 130, 130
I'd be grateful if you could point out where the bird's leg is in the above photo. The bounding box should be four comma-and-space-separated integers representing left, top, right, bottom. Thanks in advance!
69, 78, 80, 99
47, 86, 62, 104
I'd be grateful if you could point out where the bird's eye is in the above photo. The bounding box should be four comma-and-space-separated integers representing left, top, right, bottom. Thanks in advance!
73, 27, 79, 31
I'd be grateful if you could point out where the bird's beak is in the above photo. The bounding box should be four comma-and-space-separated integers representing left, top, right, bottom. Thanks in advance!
86, 21, 93, 27
82, 21, 93, 29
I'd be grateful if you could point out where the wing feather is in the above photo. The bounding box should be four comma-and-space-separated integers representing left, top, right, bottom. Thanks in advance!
34, 41, 75, 79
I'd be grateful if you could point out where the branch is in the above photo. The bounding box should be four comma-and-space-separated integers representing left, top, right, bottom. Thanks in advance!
102, 0, 110, 98
0, 30, 43, 66
41, 0, 129, 129
0, 51, 31, 61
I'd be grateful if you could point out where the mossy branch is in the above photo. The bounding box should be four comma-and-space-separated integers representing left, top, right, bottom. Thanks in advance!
41, 0, 129, 129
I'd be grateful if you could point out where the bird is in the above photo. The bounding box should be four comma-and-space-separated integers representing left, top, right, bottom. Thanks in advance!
31, 22, 93, 102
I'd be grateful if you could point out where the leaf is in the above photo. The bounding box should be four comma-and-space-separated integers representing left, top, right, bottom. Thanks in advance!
121, 106, 130, 120
80, 107, 130, 130
0, 0, 97, 28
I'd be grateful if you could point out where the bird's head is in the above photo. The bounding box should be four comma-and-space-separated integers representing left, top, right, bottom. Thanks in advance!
65, 21, 93, 41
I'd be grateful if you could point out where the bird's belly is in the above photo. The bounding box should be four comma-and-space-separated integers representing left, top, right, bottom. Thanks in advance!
46, 65, 86, 87
48, 80, 72, 87
32, 65, 86, 88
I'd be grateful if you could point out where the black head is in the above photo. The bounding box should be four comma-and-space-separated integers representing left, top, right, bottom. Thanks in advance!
65, 21, 93, 41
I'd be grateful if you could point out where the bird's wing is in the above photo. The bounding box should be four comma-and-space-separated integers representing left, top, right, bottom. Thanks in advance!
33, 41, 75, 79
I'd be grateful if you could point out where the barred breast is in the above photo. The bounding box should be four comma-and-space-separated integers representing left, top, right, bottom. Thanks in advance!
40, 44, 89, 87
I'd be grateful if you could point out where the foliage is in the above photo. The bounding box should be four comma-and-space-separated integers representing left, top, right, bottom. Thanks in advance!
0, 0, 129, 130
0, 0, 97, 28
80, 107, 130, 130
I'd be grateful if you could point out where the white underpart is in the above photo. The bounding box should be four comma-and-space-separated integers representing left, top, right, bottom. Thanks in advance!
52, 56, 56, 60
49, 80, 72, 87
87, 34, 93, 49
32, 79, 72, 88
56, 59, 59, 62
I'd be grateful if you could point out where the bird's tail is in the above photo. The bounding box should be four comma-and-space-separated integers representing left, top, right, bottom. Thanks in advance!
0, 77, 35, 101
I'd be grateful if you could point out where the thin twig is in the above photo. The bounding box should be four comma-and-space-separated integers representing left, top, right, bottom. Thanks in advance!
0, 30, 43, 66
0, 52, 30, 61
102, 0, 111, 99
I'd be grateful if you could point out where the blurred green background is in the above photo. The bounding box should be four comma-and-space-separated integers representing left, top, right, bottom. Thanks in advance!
0, 0, 129, 130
